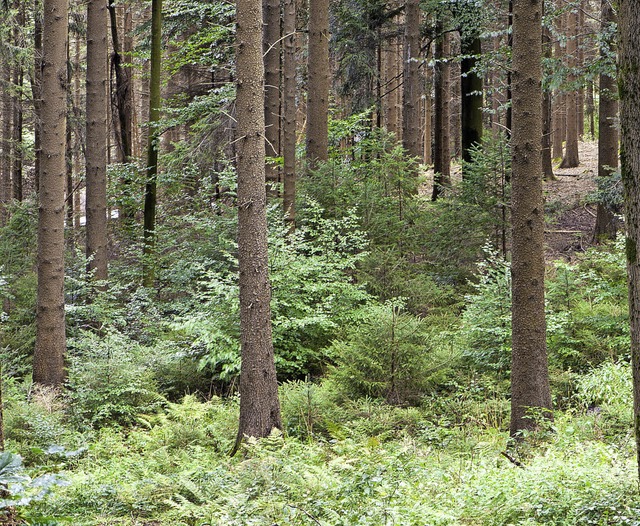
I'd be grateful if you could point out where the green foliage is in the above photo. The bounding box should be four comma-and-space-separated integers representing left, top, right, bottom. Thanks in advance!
328, 301, 459, 404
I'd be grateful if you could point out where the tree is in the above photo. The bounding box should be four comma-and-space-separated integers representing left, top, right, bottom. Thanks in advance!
282, 0, 296, 225
306, 0, 330, 169
593, 0, 618, 241
33, 0, 68, 387
559, 7, 579, 168
233, 0, 282, 451
618, 0, 640, 482
460, 33, 483, 165
142, 0, 162, 287
85, 0, 109, 284
432, 25, 450, 200
509, 0, 552, 436
402, 0, 422, 162
263, 0, 280, 188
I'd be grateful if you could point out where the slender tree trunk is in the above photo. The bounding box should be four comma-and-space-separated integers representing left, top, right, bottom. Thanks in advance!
306, 0, 329, 169
594, 0, 618, 241
506, 0, 512, 137
432, 26, 450, 200
423, 60, 432, 165
586, 80, 595, 139
509, 0, 552, 437
233, 0, 282, 452
86, 0, 109, 284
33, 0, 43, 194
264, 0, 280, 188
1, 52, 12, 226
11, 55, 23, 202
619, 0, 640, 482
282, 0, 296, 226
33, 0, 68, 388
542, 21, 554, 180
402, 0, 422, 161
560, 8, 579, 168
142, 0, 162, 287
460, 34, 483, 165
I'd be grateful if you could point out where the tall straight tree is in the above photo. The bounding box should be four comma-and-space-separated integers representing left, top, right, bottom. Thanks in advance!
142, 0, 162, 287
282, 0, 296, 225
233, 0, 282, 452
593, 0, 618, 240
33, 0, 68, 387
85, 0, 109, 284
402, 0, 421, 161
509, 0, 552, 436
306, 0, 329, 169
263, 0, 280, 187
460, 33, 483, 165
559, 7, 579, 168
432, 25, 450, 200
618, 0, 640, 482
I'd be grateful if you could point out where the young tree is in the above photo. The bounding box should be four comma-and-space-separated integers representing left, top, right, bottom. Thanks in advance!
142, 0, 162, 287
233, 0, 282, 451
618, 0, 640, 482
33, 0, 69, 387
593, 0, 618, 240
306, 0, 329, 169
509, 0, 552, 436
85, 0, 109, 284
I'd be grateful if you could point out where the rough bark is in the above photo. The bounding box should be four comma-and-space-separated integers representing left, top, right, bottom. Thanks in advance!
142, 0, 162, 287
282, 0, 296, 226
619, 0, 640, 481
460, 34, 483, 166
593, 0, 618, 241
509, 0, 552, 437
402, 0, 422, 161
0, 59, 10, 226
33, 0, 68, 387
432, 26, 450, 200
86, 0, 109, 284
306, 0, 329, 169
560, 8, 579, 168
263, 0, 280, 187
233, 0, 282, 450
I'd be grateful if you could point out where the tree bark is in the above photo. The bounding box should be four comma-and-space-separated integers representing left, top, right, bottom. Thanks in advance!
402, 0, 421, 161
509, 0, 552, 437
593, 0, 618, 241
619, 0, 640, 482
432, 25, 450, 200
306, 0, 329, 169
142, 0, 162, 287
233, 0, 282, 451
33, 0, 68, 387
542, 21, 554, 181
86, 0, 109, 284
263, 0, 280, 188
282, 0, 296, 226
560, 8, 579, 168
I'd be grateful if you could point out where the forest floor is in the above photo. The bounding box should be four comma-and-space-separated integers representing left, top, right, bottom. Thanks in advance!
545, 140, 600, 260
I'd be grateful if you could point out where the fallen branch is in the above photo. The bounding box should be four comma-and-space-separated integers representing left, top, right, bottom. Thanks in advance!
501, 451, 524, 468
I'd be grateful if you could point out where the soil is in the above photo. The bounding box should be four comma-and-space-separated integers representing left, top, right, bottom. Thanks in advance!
544, 140, 599, 261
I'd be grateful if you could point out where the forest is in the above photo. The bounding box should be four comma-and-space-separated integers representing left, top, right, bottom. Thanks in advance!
2, 0, 640, 523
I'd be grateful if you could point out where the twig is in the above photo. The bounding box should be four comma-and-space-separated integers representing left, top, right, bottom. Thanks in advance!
501, 451, 524, 468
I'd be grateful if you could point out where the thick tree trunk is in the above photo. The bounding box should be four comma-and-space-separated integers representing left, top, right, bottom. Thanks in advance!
619, 0, 640, 481
142, 0, 162, 287
86, 0, 109, 284
33, 0, 68, 387
432, 26, 450, 200
593, 0, 618, 241
306, 0, 329, 169
233, 0, 282, 451
460, 34, 483, 166
282, 0, 296, 226
560, 9, 579, 168
402, 0, 421, 161
509, 0, 552, 437
263, 0, 280, 187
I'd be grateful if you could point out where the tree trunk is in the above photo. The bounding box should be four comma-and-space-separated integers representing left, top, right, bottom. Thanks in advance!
560, 8, 579, 168
509, 0, 552, 437
264, 0, 280, 188
619, 0, 640, 482
306, 0, 329, 169
11, 52, 23, 202
593, 0, 618, 241
33, 0, 68, 388
233, 0, 282, 451
402, 0, 421, 161
282, 0, 296, 226
432, 25, 450, 200
33, 0, 43, 194
142, 0, 162, 287
460, 34, 483, 166
542, 22, 554, 181
1, 53, 12, 226
86, 0, 109, 284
